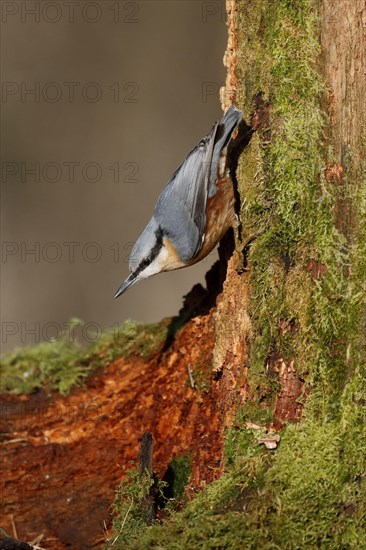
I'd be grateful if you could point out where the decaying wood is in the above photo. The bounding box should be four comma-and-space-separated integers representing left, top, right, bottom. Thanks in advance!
138, 432, 154, 478
212, 256, 251, 416
0, 318, 222, 549
270, 358, 304, 429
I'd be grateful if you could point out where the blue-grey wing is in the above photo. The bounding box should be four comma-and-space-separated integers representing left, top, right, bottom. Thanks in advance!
209, 105, 243, 192
154, 106, 243, 263
154, 122, 219, 262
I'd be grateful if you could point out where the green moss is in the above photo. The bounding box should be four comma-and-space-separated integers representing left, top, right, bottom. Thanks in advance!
186, 357, 212, 392
0, 319, 169, 395
107, 468, 157, 547
106, 456, 192, 549
110, 318, 169, 361
111, 389, 365, 548
266, 418, 365, 548
0, 319, 87, 395
167, 455, 192, 500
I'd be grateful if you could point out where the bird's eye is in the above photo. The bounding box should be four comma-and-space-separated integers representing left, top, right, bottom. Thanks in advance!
143, 258, 151, 267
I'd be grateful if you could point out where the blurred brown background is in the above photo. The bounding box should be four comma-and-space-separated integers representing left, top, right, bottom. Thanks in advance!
1, 0, 227, 352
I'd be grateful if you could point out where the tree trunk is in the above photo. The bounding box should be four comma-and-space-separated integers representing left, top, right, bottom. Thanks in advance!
214, 0, 365, 435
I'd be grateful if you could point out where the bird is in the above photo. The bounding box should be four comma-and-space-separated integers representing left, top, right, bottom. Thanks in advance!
114, 105, 245, 298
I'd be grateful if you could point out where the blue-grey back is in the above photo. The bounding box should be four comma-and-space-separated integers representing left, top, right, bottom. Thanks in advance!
154, 106, 243, 263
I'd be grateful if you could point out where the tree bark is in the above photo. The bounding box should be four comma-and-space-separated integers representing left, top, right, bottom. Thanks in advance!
213, 0, 365, 436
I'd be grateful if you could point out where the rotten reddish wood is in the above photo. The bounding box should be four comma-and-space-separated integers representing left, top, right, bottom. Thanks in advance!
251, 93, 270, 137
307, 259, 328, 280
0, 311, 224, 550
324, 161, 343, 185
270, 358, 304, 430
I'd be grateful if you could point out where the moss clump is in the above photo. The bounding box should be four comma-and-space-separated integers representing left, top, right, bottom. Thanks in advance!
1, 319, 169, 395
107, 468, 157, 547
107, 456, 192, 549
0, 319, 87, 395
100, 318, 169, 361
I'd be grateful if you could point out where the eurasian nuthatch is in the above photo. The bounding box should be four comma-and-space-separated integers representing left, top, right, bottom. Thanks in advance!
114, 105, 244, 298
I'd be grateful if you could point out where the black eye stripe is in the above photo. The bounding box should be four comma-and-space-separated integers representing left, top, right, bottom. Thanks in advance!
133, 226, 163, 277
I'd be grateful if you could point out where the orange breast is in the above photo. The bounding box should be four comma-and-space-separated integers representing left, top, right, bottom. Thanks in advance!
191, 174, 236, 264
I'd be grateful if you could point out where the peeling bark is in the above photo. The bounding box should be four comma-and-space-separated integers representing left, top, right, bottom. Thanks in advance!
212, 255, 251, 424
220, 0, 239, 111
271, 358, 304, 429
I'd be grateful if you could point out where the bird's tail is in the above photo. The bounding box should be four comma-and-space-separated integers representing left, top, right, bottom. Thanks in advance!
215, 105, 243, 151
209, 105, 244, 184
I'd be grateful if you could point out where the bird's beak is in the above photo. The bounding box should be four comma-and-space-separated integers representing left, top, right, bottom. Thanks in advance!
114, 272, 138, 299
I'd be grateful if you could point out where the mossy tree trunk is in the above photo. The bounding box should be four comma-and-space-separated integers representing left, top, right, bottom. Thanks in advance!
209, 0, 365, 538
215, 0, 365, 429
